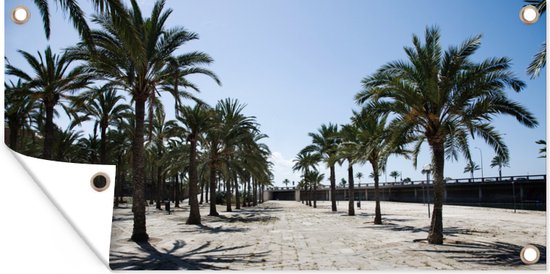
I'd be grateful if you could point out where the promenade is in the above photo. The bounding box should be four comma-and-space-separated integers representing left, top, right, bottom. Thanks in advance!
110, 200, 545, 270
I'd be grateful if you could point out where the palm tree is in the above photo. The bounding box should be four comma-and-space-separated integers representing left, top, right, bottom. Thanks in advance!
356, 172, 363, 185
525, 0, 546, 79
536, 140, 547, 157
4, 80, 38, 151
55, 125, 83, 162
305, 170, 324, 208
356, 26, 538, 243
463, 161, 480, 179
68, 0, 220, 241
6, 47, 91, 160
282, 179, 290, 188
304, 124, 340, 211
351, 109, 406, 224
71, 86, 131, 164
339, 123, 360, 215
389, 171, 400, 182
211, 98, 258, 212
147, 106, 180, 209
178, 104, 212, 225
32, 0, 126, 46
293, 150, 321, 207
490, 155, 509, 180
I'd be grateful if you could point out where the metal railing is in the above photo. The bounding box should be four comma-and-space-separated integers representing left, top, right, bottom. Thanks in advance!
267, 174, 546, 190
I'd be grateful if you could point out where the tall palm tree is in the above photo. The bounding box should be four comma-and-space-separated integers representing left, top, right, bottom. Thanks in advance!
6, 47, 91, 160
305, 170, 324, 208
68, 0, 220, 241
389, 171, 400, 182
304, 124, 340, 211
54, 125, 83, 162
177, 104, 211, 225
71, 86, 131, 164
490, 155, 509, 180
355, 172, 363, 185
214, 98, 258, 212
33, 0, 126, 46
351, 109, 406, 224
525, 0, 546, 79
293, 150, 321, 207
356, 26, 538, 243
463, 161, 480, 179
4, 80, 38, 150
536, 140, 546, 158
147, 106, 180, 209
339, 123, 360, 215
282, 179, 290, 188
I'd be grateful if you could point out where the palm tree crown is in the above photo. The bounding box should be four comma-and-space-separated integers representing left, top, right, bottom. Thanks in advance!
356, 26, 538, 244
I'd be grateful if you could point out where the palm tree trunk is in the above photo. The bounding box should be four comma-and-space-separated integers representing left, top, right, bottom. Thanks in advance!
499, 168, 502, 181
348, 161, 355, 216
100, 120, 107, 164
243, 177, 247, 206
199, 179, 204, 204
247, 176, 253, 206
43, 103, 55, 160
8, 118, 20, 150
205, 178, 209, 203
262, 185, 265, 203
225, 179, 232, 212
156, 166, 163, 209
186, 134, 201, 225
308, 183, 312, 206
131, 96, 148, 242
235, 175, 241, 210
427, 142, 445, 244
313, 182, 317, 208
330, 164, 337, 211
253, 179, 258, 206
175, 174, 180, 208
209, 163, 219, 216
372, 161, 382, 224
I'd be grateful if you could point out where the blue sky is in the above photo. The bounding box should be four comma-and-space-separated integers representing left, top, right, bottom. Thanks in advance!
5, 0, 546, 186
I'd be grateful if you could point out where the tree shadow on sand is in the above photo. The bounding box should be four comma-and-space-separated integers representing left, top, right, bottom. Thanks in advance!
417, 241, 546, 266
209, 214, 279, 223
365, 222, 488, 237
176, 224, 251, 234
109, 240, 270, 270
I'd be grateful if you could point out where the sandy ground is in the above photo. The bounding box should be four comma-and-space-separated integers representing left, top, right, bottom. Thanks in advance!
109, 200, 546, 270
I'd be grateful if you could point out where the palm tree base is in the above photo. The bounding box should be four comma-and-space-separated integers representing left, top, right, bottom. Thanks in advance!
374, 217, 382, 225
208, 212, 220, 217
131, 233, 149, 242
186, 218, 201, 225
427, 233, 443, 244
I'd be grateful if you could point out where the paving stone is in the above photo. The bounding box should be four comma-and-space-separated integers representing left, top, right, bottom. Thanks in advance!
109, 200, 546, 270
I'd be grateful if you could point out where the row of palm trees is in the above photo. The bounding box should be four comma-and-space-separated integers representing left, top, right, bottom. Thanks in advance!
294, 26, 539, 244
5, 0, 273, 242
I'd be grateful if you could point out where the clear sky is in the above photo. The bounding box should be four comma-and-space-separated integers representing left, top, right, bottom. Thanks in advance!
5, 0, 546, 186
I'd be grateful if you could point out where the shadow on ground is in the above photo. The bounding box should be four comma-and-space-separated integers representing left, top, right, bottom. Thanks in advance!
365, 222, 488, 237
418, 241, 546, 266
109, 240, 270, 270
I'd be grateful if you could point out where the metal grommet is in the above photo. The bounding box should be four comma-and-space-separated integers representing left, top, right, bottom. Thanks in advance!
520, 244, 540, 265
90, 172, 111, 192
11, 6, 30, 25
519, 5, 540, 25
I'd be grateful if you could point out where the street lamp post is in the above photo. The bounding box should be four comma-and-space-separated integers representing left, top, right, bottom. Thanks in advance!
475, 147, 484, 180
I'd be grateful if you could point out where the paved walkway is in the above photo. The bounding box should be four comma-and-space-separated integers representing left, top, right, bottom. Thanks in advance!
109, 200, 546, 270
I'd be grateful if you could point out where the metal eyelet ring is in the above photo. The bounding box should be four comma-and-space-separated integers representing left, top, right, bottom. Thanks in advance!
11, 6, 30, 25
519, 5, 540, 25
90, 172, 111, 192
520, 244, 540, 265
